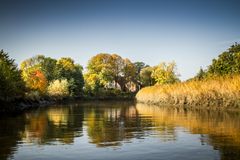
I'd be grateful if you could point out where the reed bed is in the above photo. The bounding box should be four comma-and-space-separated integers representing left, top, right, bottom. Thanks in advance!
136, 75, 240, 109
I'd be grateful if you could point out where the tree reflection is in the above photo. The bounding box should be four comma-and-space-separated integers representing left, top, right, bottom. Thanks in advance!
84, 102, 177, 147
23, 105, 84, 144
0, 115, 25, 160
84, 104, 139, 147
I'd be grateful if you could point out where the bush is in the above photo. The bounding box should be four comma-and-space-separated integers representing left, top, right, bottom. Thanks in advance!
25, 91, 41, 101
47, 79, 70, 99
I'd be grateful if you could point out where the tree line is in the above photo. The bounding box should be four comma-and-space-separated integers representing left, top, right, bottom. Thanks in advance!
193, 43, 240, 80
0, 43, 239, 102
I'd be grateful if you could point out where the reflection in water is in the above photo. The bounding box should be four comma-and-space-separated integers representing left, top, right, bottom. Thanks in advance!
23, 106, 84, 144
136, 104, 240, 160
0, 116, 25, 160
85, 104, 141, 147
0, 102, 240, 160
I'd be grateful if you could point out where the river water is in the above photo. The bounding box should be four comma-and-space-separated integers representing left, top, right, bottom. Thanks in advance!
0, 101, 240, 160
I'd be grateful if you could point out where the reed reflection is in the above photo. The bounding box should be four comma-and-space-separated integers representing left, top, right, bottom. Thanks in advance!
136, 103, 240, 160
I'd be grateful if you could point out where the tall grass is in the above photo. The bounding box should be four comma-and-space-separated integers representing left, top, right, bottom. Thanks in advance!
136, 75, 240, 108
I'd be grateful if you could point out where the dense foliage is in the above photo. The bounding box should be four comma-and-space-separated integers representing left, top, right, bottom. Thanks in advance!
140, 66, 155, 86
20, 55, 84, 98
55, 58, 84, 96
151, 62, 180, 85
192, 43, 240, 80
84, 53, 136, 93
0, 50, 25, 101
208, 43, 240, 76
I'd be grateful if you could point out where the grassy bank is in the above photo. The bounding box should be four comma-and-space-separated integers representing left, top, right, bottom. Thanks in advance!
136, 75, 240, 109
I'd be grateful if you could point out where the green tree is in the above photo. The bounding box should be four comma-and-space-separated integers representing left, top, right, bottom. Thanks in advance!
55, 57, 75, 79
68, 65, 84, 96
151, 62, 180, 85
55, 57, 84, 96
194, 67, 206, 80
41, 57, 57, 81
140, 66, 155, 86
0, 50, 25, 101
208, 43, 240, 76
134, 62, 149, 90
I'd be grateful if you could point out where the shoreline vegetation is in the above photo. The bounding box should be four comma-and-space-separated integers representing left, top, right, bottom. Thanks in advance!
1, 43, 240, 113
136, 75, 240, 109
136, 43, 240, 109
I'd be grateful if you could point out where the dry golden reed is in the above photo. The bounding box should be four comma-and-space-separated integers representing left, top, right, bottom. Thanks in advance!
136, 75, 240, 108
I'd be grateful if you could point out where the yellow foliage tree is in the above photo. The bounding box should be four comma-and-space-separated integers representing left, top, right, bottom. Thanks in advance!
151, 62, 180, 85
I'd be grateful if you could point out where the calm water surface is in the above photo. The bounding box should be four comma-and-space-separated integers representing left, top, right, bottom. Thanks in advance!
0, 101, 240, 160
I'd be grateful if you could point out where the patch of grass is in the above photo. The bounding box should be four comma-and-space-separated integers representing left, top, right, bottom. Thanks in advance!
136, 75, 240, 109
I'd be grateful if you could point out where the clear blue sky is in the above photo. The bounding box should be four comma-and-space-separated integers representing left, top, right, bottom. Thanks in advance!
1, 0, 240, 80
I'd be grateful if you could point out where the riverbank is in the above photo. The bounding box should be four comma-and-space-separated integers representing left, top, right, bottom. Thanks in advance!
0, 98, 55, 114
136, 75, 240, 109
0, 93, 136, 114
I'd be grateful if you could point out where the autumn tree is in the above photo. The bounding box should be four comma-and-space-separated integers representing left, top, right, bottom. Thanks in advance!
121, 58, 136, 91
151, 62, 180, 85
84, 73, 101, 94
21, 55, 84, 97
20, 55, 57, 82
85, 54, 114, 92
86, 54, 114, 88
20, 55, 49, 93
0, 50, 25, 101
85, 53, 136, 93
22, 67, 48, 93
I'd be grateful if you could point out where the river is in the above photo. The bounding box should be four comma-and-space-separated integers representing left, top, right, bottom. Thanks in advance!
0, 101, 240, 160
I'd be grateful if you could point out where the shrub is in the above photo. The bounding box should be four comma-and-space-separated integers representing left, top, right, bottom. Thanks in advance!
47, 79, 70, 99
25, 91, 41, 101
